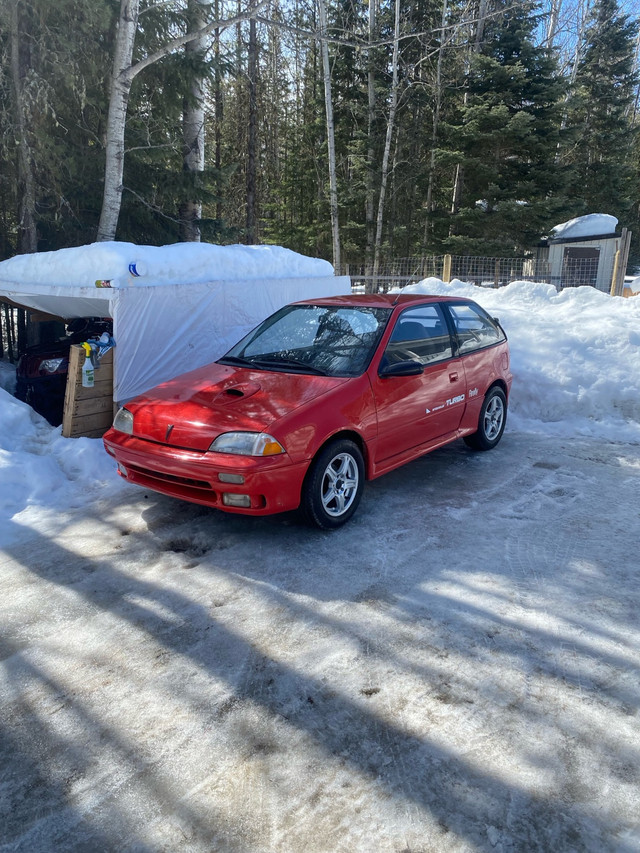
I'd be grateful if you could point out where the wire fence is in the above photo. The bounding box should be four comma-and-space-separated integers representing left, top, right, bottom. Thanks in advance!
341, 255, 603, 293
0, 252, 615, 366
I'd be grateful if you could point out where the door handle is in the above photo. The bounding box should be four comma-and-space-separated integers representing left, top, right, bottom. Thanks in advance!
449, 372, 458, 382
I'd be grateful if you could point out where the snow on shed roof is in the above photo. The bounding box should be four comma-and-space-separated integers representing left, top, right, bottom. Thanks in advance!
550, 214, 618, 242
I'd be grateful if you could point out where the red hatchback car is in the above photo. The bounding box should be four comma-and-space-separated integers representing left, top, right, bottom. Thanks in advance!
103, 294, 512, 528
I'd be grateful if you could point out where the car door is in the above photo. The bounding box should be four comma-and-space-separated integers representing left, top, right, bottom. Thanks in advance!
370, 304, 466, 465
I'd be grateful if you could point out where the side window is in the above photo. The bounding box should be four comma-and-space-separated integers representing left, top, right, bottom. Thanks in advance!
447, 303, 505, 355
384, 304, 452, 365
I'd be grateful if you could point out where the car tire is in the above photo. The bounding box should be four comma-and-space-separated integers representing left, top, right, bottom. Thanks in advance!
301, 439, 365, 529
464, 386, 507, 451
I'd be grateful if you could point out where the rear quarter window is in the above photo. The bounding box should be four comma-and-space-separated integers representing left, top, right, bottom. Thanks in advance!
446, 303, 506, 355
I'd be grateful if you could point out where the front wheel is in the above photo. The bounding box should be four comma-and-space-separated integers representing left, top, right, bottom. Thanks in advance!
301, 439, 365, 529
464, 386, 507, 451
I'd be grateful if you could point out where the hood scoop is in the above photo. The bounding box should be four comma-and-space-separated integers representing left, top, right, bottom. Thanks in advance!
212, 381, 261, 405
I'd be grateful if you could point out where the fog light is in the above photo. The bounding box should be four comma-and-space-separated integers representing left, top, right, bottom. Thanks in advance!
218, 472, 245, 484
117, 463, 128, 477
222, 493, 251, 508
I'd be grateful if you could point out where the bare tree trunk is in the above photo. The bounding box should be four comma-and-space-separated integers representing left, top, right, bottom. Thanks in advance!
372, 0, 400, 278
424, 0, 448, 248
569, 0, 591, 83
631, 27, 640, 122
97, 0, 140, 242
180, 0, 208, 242
10, 0, 37, 253
365, 0, 377, 273
246, 8, 258, 243
474, 0, 488, 49
214, 0, 223, 224
546, 0, 561, 47
317, 0, 340, 271
450, 0, 487, 223
554, 0, 591, 144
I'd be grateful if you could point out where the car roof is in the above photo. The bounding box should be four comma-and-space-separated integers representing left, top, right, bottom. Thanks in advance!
292, 293, 471, 309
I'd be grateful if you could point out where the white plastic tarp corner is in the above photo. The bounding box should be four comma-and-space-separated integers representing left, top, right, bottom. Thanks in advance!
0, 274, 350, 402
111, 276, 350, 402
0, 281, 114, 319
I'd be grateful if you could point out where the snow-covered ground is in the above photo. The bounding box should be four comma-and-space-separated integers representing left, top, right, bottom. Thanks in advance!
1, 280, 639, 852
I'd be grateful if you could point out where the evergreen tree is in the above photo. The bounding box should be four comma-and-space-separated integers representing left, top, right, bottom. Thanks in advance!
445, 0, 569, 255
563, 0, 639, 223
0, 0, 117, 256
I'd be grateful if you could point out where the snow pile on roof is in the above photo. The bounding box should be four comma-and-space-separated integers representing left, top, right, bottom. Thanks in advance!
550, 213, 618, 241
0, 242, 335, 288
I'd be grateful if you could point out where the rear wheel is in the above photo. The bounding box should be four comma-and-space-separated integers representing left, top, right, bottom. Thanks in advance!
464, 386, 507, 451
301, 439, 365, 529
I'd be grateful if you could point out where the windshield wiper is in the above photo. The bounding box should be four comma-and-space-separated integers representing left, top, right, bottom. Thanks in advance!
248, 356, 328, 375
217, 355, 255, 367
220, 353, 328, 375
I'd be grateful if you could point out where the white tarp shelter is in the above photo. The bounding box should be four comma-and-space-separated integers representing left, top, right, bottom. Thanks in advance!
0, 242, 350, 403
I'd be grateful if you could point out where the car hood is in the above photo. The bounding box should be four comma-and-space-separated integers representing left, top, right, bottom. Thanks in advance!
126, 362, 349, 451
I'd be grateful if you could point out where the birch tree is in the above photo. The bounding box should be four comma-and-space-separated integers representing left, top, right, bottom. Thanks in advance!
365, 0, 378, 269
317, 0, 340, 270
372, 0, 401, 277
180, 0, 209, 242
423, 0, 449, 247
246, 2, 258, 243
9, 0, 37, 252
97, 0, 268, 242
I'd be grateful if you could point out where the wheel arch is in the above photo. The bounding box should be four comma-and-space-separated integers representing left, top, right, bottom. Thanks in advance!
305, 429, 371, 482
486, 377, 508, 400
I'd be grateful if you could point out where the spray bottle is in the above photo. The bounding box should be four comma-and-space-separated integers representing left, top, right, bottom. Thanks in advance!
81, 343, 95, 388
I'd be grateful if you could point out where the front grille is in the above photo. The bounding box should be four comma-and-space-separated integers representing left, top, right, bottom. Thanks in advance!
128, 463, 213, 491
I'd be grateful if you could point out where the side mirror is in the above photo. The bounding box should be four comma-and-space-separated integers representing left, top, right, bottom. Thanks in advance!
379, 359, 424, 378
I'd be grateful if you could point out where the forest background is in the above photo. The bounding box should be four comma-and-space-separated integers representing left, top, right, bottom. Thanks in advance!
1, 0, 639, 272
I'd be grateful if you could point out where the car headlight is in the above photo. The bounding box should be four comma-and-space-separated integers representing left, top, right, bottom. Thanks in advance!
40, 358, 65, 374
209, 432, 285, 456
113, 407, 134, 435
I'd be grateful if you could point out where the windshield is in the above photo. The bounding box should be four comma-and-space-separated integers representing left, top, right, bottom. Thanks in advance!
219, 304, 391, 377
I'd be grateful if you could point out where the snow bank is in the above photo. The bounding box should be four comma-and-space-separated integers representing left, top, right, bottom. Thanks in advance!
550, 213, 617, 240
0, 389, 126, 544
0, 242, 334, 288
402, 278, 640, 440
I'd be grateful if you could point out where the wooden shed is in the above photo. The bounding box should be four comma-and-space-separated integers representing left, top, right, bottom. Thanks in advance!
538, 214, 631, 295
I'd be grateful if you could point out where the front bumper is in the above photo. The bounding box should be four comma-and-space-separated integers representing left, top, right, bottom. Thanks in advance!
103, 429, 308, 516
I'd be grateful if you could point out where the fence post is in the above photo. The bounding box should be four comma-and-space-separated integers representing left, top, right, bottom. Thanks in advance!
610, 248, 620, 297
442, 254, 452, 283
610, 228, 631, 297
